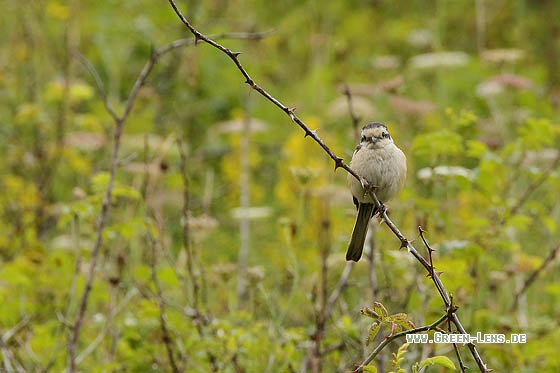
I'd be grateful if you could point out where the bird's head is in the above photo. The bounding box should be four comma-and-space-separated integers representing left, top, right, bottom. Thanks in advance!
360, 122, 393, 148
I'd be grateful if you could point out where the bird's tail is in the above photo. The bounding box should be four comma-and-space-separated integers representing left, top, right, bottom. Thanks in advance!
346, 203, 375, 262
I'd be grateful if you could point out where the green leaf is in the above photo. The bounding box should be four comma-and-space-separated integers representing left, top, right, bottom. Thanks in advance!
411, 129, 463, 160
391, 343, 409, 370
389, 315, 415, 331
372, 302, 389, 319
361, 307, 379, 319
518, 118, 557, 149
112, 184, 141, 200
366, 321, 381, 346
466, 140, 488, 158
418, 355, 456, 370
362, 366, 378, 373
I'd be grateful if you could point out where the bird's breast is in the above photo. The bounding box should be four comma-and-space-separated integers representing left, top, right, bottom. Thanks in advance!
348, 144, 406, 203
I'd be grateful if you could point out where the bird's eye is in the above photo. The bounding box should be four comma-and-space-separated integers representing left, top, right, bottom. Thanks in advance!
382, 132, 390, 138
361, 136, 366, 142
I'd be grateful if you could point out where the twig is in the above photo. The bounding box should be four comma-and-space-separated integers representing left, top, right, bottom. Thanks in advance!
355, 313, 449, 371
325, 262, 353, 320
167, 0, 353, 177
342, 84, 361, 143
148, 233, 180, 373
75, 289, 138, 365
367, 223, 379, 300
67, 71, 125, 372
511, 244, 560, 311
301, 261, 353, 373
0, 337, 25, 373
68, 29, 269, 372
452, 340, 468, 372
445, 294, 468, 373
509, 154, 560, 217
176, 136, 202, 318
419, 227, 450, 311
307, 200, 332, 373
166, 3, 490, 371
175, 136, 218, 371
236, 92, 252, 304
0, 316, 30, 372
2, 316, 30, 343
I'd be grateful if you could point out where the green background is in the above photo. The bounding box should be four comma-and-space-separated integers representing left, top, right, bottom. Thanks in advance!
1, 0, 559, 371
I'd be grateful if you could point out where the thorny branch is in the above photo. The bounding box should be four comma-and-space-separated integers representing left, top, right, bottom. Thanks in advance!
356, 313, 450, 370
167, 2, 490, 371
167, 0, 351, 176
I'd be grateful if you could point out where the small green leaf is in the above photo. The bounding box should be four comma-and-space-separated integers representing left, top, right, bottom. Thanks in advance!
518, 118, 557, 149
372, 302, 389, 319
366, 321, 381, 346
466, 140, 488, 158
391, 343, 409, 370
390, 312, 408, 321
418, 356, 456, 370
362, 365, 378, 373
113, 184, 141, 200
361, 307, 379, 319
411, 129, 463, 160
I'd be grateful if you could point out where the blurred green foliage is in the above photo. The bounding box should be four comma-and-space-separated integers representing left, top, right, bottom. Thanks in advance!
1, 0, 560, 371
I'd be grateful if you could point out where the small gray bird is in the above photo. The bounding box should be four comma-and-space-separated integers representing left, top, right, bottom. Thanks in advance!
347, 122, 407, 262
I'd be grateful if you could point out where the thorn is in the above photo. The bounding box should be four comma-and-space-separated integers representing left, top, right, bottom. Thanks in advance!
418, 226, 426, 233
436, 271, 444, 277
286, 107, 297, 120
245, 79, 253, 86
333, 157, 344, 170
231, 51, 242, 58
400, 238, 408, 249
194, 34, 202, 45
304, 129, 317, 138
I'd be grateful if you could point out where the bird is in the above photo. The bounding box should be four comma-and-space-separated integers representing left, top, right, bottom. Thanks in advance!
346, 122, 407, 262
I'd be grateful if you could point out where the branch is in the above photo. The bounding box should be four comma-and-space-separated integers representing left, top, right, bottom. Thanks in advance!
511, 244, 560, 311
166, 3, 490, 371
167, 0, 350, 175
355, 313, 449, 371
75, 289, 137, 365
176, 136, 201, 315
324, 262, 353, 320
68, 27, 270, 372
341, 84, 361, 143
2, 316, 30, 343
301, 261, 353, 373
148, 233, 180, 373
447, 306, 468, 373
509, 153, 560, 216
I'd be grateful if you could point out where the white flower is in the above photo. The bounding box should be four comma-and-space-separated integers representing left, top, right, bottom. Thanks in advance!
409, 52, 470, 70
